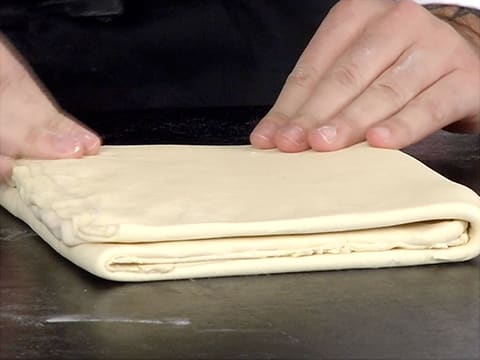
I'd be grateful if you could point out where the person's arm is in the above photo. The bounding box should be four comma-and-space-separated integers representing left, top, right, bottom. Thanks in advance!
420, 1, 480, 133
422, 3, 480, 51
416, 0, 480, 45
415, 0, 480, 9
0, 35, 101, 180
250, 0, 480, 153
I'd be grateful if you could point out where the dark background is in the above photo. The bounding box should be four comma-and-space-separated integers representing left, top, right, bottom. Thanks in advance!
1, 0, 337, 124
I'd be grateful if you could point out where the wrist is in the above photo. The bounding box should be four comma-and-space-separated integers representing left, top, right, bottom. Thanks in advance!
425, 5, 480, 52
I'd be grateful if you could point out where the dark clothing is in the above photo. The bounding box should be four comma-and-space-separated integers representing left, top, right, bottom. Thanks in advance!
0, 0, 336, 115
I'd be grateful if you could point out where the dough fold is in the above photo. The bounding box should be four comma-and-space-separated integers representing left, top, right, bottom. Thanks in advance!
1, 144, 479, 281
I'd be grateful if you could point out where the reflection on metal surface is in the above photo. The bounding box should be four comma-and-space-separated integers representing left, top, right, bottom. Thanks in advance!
0, 228, 36, 242
45, 315, 191, 325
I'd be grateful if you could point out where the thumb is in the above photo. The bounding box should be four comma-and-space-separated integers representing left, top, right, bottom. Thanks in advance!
0, 112, 101, 160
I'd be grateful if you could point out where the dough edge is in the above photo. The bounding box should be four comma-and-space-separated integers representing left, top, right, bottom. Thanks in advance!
1, 185, 479, 282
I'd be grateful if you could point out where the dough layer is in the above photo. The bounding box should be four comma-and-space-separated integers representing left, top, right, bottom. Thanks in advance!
1, 144, 479, 281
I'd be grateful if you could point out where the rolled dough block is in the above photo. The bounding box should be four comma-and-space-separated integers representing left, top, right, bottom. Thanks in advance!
0, 144, 479, 281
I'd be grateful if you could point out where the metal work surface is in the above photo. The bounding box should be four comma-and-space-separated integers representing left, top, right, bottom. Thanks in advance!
1, 107, 479, 359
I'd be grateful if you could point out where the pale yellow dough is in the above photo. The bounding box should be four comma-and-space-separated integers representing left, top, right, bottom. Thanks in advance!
0, 143, 479, 281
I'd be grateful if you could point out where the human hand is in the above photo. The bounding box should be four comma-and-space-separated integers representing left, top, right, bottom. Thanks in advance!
0, 35, 101, 181
250, 0, 480, 152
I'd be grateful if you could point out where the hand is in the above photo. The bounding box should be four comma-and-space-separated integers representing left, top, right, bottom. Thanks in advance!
0, 35, 101, 181
250, 0, 480, 152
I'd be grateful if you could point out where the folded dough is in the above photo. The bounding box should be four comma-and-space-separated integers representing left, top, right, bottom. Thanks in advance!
0, 143, 479, 281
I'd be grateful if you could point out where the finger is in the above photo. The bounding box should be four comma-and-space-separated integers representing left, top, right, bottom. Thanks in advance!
1, 35, 101, 158
5, 74, 101, 156
0, 112, 98, 159
19, 127, 83, 159
0, 155, 14, 182
48, 112, 102, 155
80, 127, 102, 155
280, 1, 427, 152
250, 0, 396, 149
367, 70, 480, 149
308, 40, 455, 151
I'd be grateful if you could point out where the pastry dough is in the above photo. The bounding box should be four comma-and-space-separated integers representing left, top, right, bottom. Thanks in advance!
0, 144, 479, 281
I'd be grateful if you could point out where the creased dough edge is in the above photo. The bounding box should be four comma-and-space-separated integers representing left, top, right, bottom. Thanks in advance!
1, 185, 479, 282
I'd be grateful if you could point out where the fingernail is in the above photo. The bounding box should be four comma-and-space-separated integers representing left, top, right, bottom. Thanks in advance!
51, 133, 82, 155
315, 125, 337, 144
77, 130, 100, 152
372, 127, 391, 141
278, 125, 306, 146
252, 123, 277, 142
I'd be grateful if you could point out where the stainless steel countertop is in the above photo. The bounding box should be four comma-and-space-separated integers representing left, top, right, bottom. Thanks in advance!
1, 108, 479, 360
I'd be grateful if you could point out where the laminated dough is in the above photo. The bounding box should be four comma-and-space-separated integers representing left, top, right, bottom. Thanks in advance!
0, 143, 479, 282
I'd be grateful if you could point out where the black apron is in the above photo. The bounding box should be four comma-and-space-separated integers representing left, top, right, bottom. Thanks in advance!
1, 0, 337, 117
